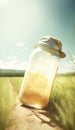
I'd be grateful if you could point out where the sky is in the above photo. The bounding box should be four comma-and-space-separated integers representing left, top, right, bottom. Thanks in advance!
0, 0, 75, 73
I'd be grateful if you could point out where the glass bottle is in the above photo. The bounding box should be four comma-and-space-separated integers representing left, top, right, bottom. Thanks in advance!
18, 36, 66, 109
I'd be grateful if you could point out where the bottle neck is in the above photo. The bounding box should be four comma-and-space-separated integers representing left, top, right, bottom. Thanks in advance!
36, 43, 60, 58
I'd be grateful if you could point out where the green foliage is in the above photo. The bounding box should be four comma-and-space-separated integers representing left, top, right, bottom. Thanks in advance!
0, 69, 24, 77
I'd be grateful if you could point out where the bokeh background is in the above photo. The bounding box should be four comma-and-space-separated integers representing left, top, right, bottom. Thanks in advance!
0, 0, 75, 73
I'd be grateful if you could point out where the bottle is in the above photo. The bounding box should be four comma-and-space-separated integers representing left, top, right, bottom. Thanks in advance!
19, 36, 66, 109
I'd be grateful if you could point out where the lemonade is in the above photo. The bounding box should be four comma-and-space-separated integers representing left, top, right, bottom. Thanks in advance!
19, 72, 51, 109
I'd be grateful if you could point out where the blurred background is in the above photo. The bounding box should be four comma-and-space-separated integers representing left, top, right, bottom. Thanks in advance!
0, 0, 75, 73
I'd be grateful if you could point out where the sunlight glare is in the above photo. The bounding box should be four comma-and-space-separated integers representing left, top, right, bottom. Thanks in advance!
0, 0, 9, 7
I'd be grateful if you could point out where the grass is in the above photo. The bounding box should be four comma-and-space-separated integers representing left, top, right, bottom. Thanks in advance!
48, 74, 75, 130
0, 77, 22, 130
0, 73, 75, 130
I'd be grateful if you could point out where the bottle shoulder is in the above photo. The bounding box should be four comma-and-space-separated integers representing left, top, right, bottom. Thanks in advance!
31, 47, 44, 56
29, 47, 47, 62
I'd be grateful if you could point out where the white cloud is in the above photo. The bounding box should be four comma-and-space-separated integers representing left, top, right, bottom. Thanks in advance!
16, 42, 27, 52
24, 47, 27, 51
58, 61, 75, 74
70, 54, 75, 64
0, 56, 28, 70
16, 42, 24, 48
8, 56, 18, 60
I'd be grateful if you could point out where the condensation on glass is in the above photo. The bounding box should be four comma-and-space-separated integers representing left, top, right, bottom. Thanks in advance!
18, 36, 66, 109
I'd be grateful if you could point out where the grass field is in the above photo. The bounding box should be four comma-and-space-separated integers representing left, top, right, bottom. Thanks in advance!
49, 73, 75, 130
0, 73, 75, 130
0, 77, 22, 130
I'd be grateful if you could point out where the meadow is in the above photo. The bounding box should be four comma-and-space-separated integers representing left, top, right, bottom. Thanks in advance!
48, 73, 75, 130
0, 77, 22, 130
0, 73, 75, 130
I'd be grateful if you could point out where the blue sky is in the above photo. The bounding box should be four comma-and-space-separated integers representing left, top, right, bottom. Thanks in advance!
0, 0, 75, 73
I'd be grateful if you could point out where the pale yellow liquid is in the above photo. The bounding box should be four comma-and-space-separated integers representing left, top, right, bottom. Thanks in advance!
19, 72, 52, 109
